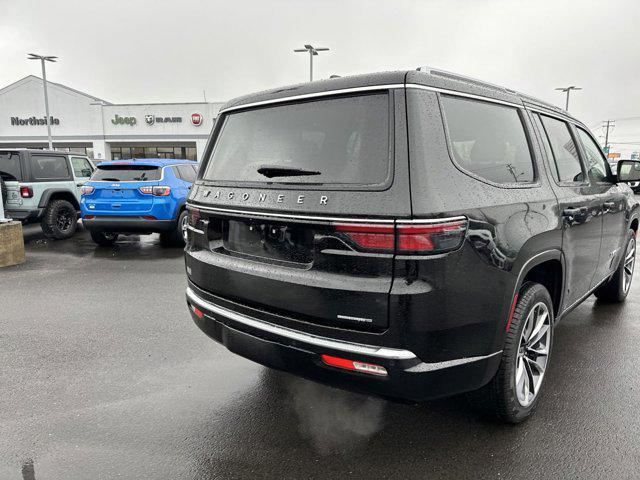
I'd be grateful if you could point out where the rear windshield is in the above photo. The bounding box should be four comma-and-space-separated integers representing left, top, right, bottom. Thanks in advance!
0, 152, 22, 181
202, 93, 391, 186
92, 165, 161, 182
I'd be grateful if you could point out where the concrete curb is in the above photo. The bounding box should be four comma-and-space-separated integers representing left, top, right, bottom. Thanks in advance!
0, 221, 26, 267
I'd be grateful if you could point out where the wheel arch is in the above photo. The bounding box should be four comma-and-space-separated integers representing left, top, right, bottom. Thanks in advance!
39, 189, 80, 210
513, 249, 564, 318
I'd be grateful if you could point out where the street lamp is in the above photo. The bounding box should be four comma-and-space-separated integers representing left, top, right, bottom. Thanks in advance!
28, 53, 58, 149
294, 44, 329, 82
555, 85, 582, 111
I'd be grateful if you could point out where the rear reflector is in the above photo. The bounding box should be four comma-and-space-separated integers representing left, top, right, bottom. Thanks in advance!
333, 218, 467, 254
191, 305, 204, 318
321, 354, 388, 376
84, 215, 95, 219
142, 215, 157, 220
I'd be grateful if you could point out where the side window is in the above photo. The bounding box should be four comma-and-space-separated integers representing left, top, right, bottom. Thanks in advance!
177, 165, 196, 183
576, 128, 612, 183
70, 157, 93, 178
440, 95, 535, 184
30, 155, 71, 180
539, 115, 584, 183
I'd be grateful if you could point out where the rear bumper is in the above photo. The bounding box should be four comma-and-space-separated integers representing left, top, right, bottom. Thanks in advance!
82, 216, 175, 233
186, 285, 502, 402
4, 209, 42, 222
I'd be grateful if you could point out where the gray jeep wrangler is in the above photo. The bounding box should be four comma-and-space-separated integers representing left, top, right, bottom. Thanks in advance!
0, 149, 94, 239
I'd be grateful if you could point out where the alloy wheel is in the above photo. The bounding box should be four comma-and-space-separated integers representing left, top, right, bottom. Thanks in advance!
181, 214, 189, 243
56, 209, 73, 231
623, 237, 636, 294
515, 302, 551, 407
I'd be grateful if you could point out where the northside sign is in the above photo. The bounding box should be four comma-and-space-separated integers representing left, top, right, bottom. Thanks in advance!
11, 116, 61, 126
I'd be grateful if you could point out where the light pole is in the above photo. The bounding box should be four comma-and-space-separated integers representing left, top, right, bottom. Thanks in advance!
28, 53, 58, 149
294, 44, 329, 81
555, 85, 582, 111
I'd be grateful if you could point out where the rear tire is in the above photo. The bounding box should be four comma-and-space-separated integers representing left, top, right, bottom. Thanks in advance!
90, 230, 119, 246
467, 282, 554, 423
594, 230, 635, 303
160, 210, 187, 247
41, 199, 78, 240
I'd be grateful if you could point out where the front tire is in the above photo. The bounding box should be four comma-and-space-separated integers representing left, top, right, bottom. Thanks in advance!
594, 229, 636, 303
41, 199, 78, 240
90, 231, 119, 246
468, 282, 554, 423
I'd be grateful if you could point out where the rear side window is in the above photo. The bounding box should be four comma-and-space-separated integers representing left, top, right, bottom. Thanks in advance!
441, 95, 534, 184
31, 155, 71, 180
176, 164, 196, 182
576, 128, 612, 183
0, 152, 22, 181
539, 116, 583, 183
203, 93, 391, 186
91, 165, 161, 182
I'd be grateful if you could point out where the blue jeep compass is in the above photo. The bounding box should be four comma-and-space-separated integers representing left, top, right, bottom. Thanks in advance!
80, 158, 197, 246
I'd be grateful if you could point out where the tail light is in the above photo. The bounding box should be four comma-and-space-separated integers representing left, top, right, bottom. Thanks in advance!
321, 354, 388, 376
139, 186, 171, 196
20, 186, 33, 198
333, 217, 467, 254
80, 185, 94, 196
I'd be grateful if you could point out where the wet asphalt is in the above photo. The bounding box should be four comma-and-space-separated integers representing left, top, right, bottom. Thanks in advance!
1, 223, 639, 480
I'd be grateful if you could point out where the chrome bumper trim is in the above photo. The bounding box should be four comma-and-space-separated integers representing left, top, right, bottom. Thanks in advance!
186, 287, 416, 360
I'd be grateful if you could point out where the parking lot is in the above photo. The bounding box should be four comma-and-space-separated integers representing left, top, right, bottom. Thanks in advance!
1, 224, 639, 480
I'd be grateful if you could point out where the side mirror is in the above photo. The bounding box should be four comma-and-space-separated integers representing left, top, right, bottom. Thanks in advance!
617, 160, 640, 182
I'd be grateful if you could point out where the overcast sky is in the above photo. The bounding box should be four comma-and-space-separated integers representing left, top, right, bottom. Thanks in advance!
1, 0, 639, 145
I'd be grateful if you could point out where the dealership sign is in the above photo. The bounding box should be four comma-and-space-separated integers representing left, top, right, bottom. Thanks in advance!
11, 116, 60, 126
191, 113, 202, 126
144, 115, 182, 125
111, 114, 137, 126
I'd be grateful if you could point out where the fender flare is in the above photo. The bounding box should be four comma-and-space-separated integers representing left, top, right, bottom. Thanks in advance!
38, 188, 80, 210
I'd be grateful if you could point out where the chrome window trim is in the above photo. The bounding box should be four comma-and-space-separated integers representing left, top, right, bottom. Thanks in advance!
216, 82, 525, 115
218, 84, 405, 113
396, 216, 467, 224
186, 287, 415, 360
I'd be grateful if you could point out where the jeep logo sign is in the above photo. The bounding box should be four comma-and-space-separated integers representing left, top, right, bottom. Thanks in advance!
111, 114, 137, 126
191, 113, 202, 126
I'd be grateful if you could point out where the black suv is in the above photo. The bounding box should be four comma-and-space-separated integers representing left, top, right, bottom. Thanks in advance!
184, 70, 639, 422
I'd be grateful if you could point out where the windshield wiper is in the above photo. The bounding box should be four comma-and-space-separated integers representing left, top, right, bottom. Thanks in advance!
101, 177, 120, 181
257, 165, 321, 178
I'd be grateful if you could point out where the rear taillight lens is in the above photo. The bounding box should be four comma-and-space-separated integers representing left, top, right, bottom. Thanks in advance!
20, 186, 33, 198
333, 223, 395, 251
333, 218, 467, 254
139, 186, 171, 196
152, 186, 171, 196
396, 219, 467, 254
80, 185, 94, 196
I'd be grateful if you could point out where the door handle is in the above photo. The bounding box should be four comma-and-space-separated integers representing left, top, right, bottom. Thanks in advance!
563, 207, 587, 217
603, 201, 616, 212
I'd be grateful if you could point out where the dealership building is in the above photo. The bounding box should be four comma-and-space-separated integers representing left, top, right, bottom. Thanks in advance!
0, 75, 223, 161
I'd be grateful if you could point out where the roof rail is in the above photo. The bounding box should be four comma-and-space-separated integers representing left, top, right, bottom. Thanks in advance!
416, 66, 513, 94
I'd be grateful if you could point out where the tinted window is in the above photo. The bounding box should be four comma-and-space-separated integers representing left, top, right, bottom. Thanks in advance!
203, 93, 390, 185
0, 151, 22, 181
577, 128, 611, 183
176, 164, 196, 182
31, 155, 71, 180
441, 96, 534, 184
71, 157, 94, 178
539, 116, 583, 182
92, 165, 161, 182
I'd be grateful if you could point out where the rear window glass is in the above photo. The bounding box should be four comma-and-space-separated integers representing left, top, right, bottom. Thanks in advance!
31, 155, 71, 180
92, 165, 161, 182
0, 152, 22, 181
441, 95, 534, 184
202, 93, 390, 185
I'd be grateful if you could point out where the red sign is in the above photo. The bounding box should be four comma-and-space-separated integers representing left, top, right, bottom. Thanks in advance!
191, 113, 202, 126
